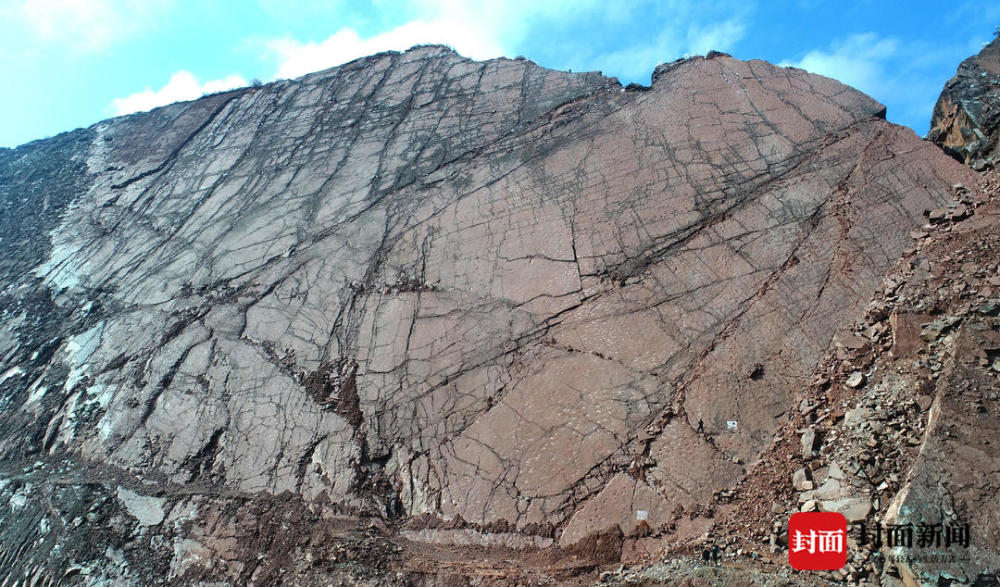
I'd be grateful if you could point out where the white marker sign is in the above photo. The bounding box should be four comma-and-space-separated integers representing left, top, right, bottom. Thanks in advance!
726, 420, 738, 431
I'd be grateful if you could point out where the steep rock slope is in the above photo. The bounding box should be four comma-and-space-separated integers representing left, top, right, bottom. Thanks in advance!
702, 173, 1000, 585
929, 36, 1000, 169
0, 46, 982, 582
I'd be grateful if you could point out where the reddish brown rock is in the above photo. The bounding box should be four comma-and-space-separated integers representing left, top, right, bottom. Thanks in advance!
885, 321, 1000, 584
563, 525, 624, 564
890, 311, 935, 358
559, 473, 671, 547
0, 46, 985, 583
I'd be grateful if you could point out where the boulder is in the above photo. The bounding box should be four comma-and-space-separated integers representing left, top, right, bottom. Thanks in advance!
792, 467, 813, 491
819, 496, 871, 523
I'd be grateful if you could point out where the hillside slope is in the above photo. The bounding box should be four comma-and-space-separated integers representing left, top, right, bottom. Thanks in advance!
0, 46, 991, 584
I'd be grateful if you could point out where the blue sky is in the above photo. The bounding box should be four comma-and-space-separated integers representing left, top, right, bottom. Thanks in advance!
1, 0, 998, 148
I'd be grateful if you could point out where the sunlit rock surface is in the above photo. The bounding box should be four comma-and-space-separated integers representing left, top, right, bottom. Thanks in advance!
0, 46, 983, 583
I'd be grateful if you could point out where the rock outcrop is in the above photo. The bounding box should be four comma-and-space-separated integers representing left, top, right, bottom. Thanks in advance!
718, 172, 1000, 584
929, 36, 1000, 169
0, 45, 991, 583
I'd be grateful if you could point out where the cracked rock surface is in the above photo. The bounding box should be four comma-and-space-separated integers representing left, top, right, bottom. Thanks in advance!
929, 36, 1000, 170
0, 46, 985, 583
694, 171, 1000, 585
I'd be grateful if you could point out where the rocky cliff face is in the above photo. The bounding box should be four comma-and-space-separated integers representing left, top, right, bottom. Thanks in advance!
0, 45, 995, 584
929, 37, 1000, 169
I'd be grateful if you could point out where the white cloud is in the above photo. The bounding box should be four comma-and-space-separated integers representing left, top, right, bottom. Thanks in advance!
590, 17, 746, 81
264, 0, 619, 80
779, 33, 899, 98
263, 0, 748, 84
20, 0, 172, 51
686, 19, 746, 57
269, 19, 504, 80
110, 71, 248, 116
779, 33, 975, 134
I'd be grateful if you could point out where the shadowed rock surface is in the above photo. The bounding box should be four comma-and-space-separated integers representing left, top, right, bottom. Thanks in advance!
929, 36, 1000, 170
0, 45, 995, 584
